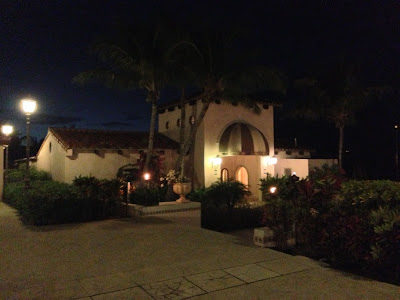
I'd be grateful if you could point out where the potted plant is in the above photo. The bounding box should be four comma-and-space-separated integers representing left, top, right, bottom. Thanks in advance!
166, 170, 191, 203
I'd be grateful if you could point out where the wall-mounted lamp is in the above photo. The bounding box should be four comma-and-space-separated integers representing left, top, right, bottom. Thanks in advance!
143, 172, 151, 181
263, 156, 278, 166
211, 156, 222, 175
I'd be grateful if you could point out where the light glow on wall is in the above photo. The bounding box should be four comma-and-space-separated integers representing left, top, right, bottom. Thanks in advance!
263, 156, 277, 166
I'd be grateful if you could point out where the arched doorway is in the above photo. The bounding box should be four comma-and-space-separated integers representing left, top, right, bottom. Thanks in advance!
235, 166, 248, 186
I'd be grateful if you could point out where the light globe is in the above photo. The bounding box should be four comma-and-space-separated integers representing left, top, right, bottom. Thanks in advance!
20, 98, 37, 114
1, 124, 13, 136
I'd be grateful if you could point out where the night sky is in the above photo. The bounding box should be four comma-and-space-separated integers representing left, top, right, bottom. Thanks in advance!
1, 1, 399, 177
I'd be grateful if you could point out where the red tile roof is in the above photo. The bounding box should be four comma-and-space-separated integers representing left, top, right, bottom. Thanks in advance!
49, 127, 178, 150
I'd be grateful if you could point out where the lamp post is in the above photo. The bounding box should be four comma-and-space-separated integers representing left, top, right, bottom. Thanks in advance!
1, 124, 13, 171
20, 98, 37, 189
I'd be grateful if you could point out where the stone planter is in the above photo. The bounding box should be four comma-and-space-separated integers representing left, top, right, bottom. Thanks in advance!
173, 182, 192, 203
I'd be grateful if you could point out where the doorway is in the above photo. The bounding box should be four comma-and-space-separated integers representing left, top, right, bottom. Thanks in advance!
235, 166, 248, 186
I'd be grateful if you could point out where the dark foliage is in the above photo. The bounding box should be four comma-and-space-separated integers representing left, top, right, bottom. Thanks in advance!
129, 182, 162, 206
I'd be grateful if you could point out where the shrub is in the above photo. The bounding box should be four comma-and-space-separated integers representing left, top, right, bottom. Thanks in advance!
3, 182, 25, 207
6, 167, 51, 183
129, 182, 161, 206
72, 176, 121, 220
16, 181, 79, 225
260, 175, 298, 249
203, 180, 250, 210
187, 187, 207, 203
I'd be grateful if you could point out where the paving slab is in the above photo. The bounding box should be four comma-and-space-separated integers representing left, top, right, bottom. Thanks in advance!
1, 202, 399, 299
91, 286, 152, 300
186, 270, 245, 292
224, 264, 280, 283
141, 277, 206, 299
256, 257, 310, 275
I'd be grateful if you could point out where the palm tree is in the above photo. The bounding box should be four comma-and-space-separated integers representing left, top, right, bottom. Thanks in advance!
73, 24, 184, 172
293, 65, 382, 169
173, 29, 287, 178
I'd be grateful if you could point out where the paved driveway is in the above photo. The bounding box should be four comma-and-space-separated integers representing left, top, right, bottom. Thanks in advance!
0, 202, 398, 299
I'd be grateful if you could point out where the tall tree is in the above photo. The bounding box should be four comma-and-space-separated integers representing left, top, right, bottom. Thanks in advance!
293, 64, 383, 169
73, 23, 183, 172
173, 29, 287, 178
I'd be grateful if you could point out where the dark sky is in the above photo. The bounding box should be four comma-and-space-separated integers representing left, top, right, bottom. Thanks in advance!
1, 0, 399, 163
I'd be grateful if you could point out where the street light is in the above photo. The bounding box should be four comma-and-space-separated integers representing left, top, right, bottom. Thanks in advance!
20, 98, 37, 188
1, 124, 13, 171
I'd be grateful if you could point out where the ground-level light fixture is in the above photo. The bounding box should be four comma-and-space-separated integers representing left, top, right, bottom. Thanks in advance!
269, 186, 277, 194
143, 172, 151, 181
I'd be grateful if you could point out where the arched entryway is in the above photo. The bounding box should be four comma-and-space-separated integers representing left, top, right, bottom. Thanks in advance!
235, 166, 248, 186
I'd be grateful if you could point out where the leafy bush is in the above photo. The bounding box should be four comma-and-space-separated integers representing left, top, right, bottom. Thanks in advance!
187, 187, 207, 203
201, 180, 259, 231
260, 165, 400, 284
7, 175, 121, 225
3, 182, 25, 207
16, 181, 79, 225
260, 175, 298, 249
203, 180, 250, 210
73, 176, 121, 220
6, 167, 51, 183
129, 182, 161, 206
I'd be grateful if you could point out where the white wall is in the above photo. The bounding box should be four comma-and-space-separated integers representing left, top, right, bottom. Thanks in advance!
308, 158, 338, 171
64, 149, 178, 183
275, 159, 309, 178
36, 132, 66, 182
203, 103, 274, 187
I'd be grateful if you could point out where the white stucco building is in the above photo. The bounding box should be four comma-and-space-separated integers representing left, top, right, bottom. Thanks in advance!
35, 100, 335, 200
158, 100, 336, 199
36, 128, 178, 183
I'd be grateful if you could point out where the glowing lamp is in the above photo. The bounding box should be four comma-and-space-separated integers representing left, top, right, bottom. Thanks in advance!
292, 171, 296, 176
20, 98, 37, 114
213, 156, 222, 166
1, 124, 13, 136
143, 172, 151, 181
263, 156, 278, 166
269, 186, 277, 194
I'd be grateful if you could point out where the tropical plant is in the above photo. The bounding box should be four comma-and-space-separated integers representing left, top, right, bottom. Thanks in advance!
173, 27, 287, 178
73, 23, 187, 171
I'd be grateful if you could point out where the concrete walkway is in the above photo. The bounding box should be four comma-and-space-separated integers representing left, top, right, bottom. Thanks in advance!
0, 202, 398, 299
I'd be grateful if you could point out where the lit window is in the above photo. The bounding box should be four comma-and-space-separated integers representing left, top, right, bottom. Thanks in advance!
189, 115, 195, 125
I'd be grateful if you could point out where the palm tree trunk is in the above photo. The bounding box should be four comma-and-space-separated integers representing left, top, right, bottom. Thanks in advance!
175, 88, 186, 178
338, 125, 344, 169
144, 100, 157, 172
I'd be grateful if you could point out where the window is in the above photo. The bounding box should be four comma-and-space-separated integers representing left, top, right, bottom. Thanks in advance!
221, 168, 229, 182
189, 115, 195, 125
165, 121, 169, 129
177, 119, 181, 127
49, 142, 52, 153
